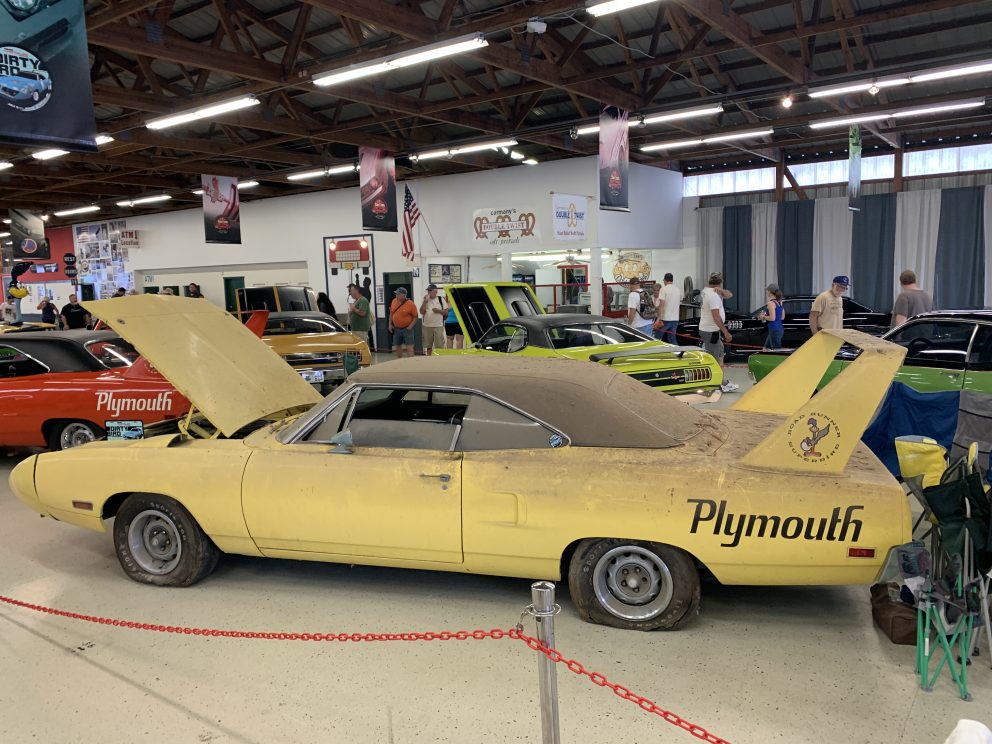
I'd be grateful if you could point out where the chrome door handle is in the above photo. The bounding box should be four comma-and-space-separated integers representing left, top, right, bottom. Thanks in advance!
420, 473, 451, 483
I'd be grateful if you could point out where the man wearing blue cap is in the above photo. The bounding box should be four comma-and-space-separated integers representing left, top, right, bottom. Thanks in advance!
809, 275, 849, 334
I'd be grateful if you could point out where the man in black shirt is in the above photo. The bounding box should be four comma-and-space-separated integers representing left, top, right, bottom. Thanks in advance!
60, 294, 90, 330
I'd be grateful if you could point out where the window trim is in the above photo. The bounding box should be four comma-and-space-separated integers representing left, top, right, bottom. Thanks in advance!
478, 322, 528, 353
0, 344, 51, 376
883, 318, 978, 367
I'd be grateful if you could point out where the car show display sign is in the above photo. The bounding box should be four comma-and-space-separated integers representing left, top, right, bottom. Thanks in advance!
847, 124, 862, 212
359, 148, 398, 232
9, 208, 49, 259
598, 107, 629, 212
0, 0, 96, 150
72, 220, 134, 296
105, 420, 144, 441
551, 193, 588, 242
472, 206, 540, 248
201, 175, 241, 244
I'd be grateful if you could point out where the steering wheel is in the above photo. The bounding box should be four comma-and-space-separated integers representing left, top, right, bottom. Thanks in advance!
905, 337, 933, 355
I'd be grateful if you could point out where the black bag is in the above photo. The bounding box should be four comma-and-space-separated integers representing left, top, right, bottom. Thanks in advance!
637, 292, 657, 321
870, 583, 916, 645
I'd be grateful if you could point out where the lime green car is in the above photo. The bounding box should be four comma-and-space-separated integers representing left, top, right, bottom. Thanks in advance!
748, 311, 992, 394
437, 282, 723, 396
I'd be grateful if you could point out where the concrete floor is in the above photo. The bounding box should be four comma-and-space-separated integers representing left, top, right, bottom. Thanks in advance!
1, 363, 990, 744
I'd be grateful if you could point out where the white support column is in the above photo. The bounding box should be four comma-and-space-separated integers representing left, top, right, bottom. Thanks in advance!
588, 246, 603, 315
501, 251, 513, 281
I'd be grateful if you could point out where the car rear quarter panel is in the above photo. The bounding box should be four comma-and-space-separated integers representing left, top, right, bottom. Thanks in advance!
32, 439, 261, 556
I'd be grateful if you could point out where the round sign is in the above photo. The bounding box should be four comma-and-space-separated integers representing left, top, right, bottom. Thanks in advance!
0, 46, 52, 112
63, 253, 77, 265
19, 238, 38, 254
64, 267, 78, 278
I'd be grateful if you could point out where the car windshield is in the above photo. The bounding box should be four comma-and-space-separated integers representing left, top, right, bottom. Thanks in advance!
547, 323, 653, 348
15, 71, 40, 80
265, 316, 345, 335
85, 339, 140, 368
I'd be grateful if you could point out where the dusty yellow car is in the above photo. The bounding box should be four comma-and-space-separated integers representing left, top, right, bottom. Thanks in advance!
8, 296, 911, 631
260, 311, 370, 392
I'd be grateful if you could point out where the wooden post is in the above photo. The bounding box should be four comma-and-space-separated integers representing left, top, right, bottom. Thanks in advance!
893, 145, 904, 193
775, 158, 785, 203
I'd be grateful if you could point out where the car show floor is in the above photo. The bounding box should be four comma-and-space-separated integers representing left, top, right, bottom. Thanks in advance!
1, 363, 988, 744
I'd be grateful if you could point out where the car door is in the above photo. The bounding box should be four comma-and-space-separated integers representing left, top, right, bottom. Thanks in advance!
963, 324, 992, 394
884, 319, 976, 392
241, 386, 463, 563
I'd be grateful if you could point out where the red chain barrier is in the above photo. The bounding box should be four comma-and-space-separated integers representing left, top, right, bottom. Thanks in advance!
0, 593, 731, 743
670, 329, 766, 351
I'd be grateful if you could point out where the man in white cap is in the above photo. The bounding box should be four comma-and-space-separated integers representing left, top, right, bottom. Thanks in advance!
809, 275, 849, 333
388, 286, 419, 358
419, 283, 447, 355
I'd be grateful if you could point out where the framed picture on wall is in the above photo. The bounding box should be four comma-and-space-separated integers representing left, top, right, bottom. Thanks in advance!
429, 263, 462, 285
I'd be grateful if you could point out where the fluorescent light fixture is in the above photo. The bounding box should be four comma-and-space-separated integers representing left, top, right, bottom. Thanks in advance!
33, 148, 69, 160
95, 135, 115, 146
390, 34, 487, 67
509, 150, 526, 160
145, 95, 259, 130
522, 158, 539, 166
910, 60, 992, 83
312, 34, 487, 87
413, 138, 518, 161
237, 180, 259, 189
640, 138, 703, 152
53, 205, 101, 217
0, 232, 8, 238
808, 113, 892, 129
286, 164, 356, 181
0, 161, 13, 171
808, 77, 909, 99
890, 100, 986, 118
313, 62, 394, 88
587, 0, 659, 17
116, 195, 172, 207
575, 124, 600, 135
703, 128, 774, 143
2, 218, 9, 223
576, 104, 722, 136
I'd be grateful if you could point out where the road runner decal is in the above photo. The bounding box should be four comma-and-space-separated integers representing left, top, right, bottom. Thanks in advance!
688, 499, 864, 548
96, 392, 174, 418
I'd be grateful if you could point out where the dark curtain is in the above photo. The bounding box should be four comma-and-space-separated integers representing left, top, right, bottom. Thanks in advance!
721, 205, 752, 313
776, 200, 815, 296
851, 192, 897, 312
935, 186, 986, 310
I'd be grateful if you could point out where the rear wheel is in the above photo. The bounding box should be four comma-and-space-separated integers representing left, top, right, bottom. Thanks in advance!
113, 494, 219, 586
48, 420, 103, 450
568, 538, 700, 630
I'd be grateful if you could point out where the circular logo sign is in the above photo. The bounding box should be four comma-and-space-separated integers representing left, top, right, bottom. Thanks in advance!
63, 253, 77, 265
0, 47, 52, 112
372, 198, 388, 218
786, 412, 842, 464
19, 238, 37, 254
214, 216, 230, 233
64, 267, 78, 278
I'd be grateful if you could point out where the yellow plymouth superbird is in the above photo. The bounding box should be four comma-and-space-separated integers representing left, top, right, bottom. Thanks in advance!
9, 295, 912, 630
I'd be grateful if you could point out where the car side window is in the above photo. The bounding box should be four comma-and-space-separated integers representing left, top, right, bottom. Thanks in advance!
886, 321, 975, 366
0, 345, 49, 377
784, 299, 813, 315
341, 387, 472, 450
842, 298, 872, 313
479, 324, 527, 353
301, 390, 358, 443
456, 395, 564, 451
967, 326, 992, 370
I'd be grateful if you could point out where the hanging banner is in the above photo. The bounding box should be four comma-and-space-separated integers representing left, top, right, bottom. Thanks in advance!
201, 175, 241, 244
359, 147, 398, 232
9, 208, 50, 259
552, 193, 588, 242
0, 0, 96, 151
472, 207, 541, 248
599, 108, 629, 212
847, 124, 862, 212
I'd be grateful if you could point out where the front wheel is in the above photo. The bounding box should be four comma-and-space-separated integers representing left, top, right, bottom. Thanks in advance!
113, 494, 219, 586
568, 538, 700, 630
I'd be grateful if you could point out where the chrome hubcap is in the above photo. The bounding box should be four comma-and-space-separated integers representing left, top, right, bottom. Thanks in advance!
593, 546, 674, 622
60, 423, 97, 449
127, 510, 182, 575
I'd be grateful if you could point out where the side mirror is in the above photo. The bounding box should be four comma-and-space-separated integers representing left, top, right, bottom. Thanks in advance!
330, 429, 353, 454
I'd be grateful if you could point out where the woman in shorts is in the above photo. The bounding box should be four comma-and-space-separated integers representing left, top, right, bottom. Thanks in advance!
444, 306, 463, 349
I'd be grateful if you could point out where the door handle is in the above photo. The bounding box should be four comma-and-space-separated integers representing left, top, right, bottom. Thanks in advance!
420, 473, 451, 483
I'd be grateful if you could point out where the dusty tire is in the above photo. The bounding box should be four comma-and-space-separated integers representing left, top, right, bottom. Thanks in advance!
113, 494, 219, 586
568, 538, 700, 631
48, 420, 103, 450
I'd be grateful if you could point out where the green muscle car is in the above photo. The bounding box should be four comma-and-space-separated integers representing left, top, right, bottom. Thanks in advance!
748, 311, 992, 394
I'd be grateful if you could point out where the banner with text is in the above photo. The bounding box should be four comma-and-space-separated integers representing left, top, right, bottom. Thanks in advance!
0, 0, 97, 151
472, 207, 541, 248
599, 108, 629, 212
848, 124, 862, 212
10, 209, 50, 259
359, 148, 398, 232
552, 193, 588, 242
201, 175, 241, 244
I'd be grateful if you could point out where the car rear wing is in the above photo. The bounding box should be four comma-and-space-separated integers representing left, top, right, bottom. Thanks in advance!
589, 345, 703, 364
730, 328, 906, 474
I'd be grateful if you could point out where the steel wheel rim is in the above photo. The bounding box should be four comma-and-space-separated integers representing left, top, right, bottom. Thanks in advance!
593, 545, 674, 622
127, 509, 182, 575
60, 422, 97, 449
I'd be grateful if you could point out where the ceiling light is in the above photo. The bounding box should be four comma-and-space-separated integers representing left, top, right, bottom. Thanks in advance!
575, 124, 600, 135
145, 95, 259, 130
237, 180, 259, 189
42, 214, 49, 221
703, 128, 774, 143
640, 138, 704, 152
576, 104, 722, 135
412, 139, 518, 161
116, 195, 173, 207
32, 148, 69, 160
509, 151, 526, 160
2, 218, 9, 224
910, 60, 992, 83
53, 205, 101, 217
808, 113, 892, 129
522, 159, 538, 166
890, 100, 986, 118
286, 164, 356, 181
808, 78, 909, 99
94, 135, 115, 146
0, 161, 13, 171
781, 95, 793, 109
313, 62, 394, 88
586, 0, 659, 17
0, 232, 8, 238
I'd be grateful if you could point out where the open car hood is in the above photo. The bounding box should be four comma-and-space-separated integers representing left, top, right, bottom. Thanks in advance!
84, 296, 322, 437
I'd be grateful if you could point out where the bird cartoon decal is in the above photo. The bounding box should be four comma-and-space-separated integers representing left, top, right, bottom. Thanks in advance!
800, 417, 830, 458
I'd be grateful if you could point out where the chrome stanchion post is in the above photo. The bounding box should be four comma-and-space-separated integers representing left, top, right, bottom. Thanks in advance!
531, 581, 561, 744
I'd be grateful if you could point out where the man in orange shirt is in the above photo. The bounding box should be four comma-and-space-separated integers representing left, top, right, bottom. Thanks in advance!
388, 286, 419, 358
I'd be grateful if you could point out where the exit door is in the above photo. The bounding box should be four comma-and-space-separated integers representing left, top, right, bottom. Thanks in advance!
224, 276, 245, 313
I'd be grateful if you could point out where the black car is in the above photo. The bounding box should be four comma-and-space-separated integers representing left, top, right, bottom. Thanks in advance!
677, 295, 891, 361
0, 330, 139, 376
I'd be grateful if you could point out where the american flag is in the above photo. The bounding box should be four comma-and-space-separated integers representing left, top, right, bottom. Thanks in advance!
401, 185, 421, 259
